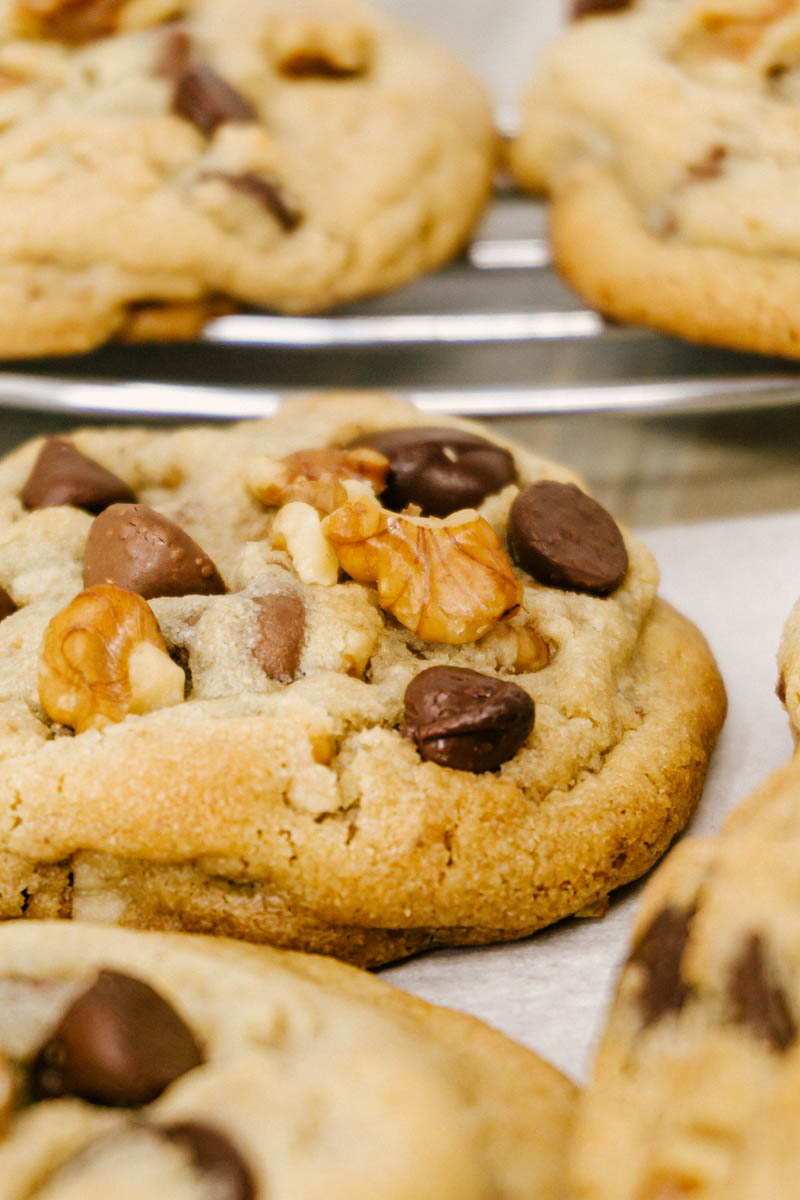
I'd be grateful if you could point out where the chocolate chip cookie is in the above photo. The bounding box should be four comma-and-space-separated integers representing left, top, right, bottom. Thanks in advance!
510, 0, 800, 358
571, 755, 800, 1200
0, 392, 726, 965
0, 919, 577, 1198
0, 0, 493, 357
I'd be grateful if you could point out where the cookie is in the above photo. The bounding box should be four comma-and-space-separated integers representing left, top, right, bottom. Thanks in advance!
509, 0, 800, 359
0, 919, 577, 1199
0, 0, 493, 358
569, 755, 800, 1200
0, 392, 725, 966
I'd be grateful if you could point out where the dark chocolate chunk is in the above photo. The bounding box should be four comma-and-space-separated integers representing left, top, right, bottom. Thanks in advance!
279, 52, 362, 78
508, 480, 628, 595
83, 503, 226, 599
207, 171, 303, 231
727, 933, 796, 1052
157, 27, 193, 80
21, 437, 136, 515
0, 585, 16, 623
571, 0, 632, 17
252, 592, 306, 683
31, 969, 203, 1106
628, 905, 694, 1028
404, 665, 534, 773
173, 63, 256, 136
162, 1122, 255, 1200
350, 427, 516, 518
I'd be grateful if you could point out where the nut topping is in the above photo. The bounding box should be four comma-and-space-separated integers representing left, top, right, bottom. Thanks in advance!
322, 495, 522, 644
404, 665, 535, 772
271, 501, 339, 585
83, 503, 226, 599
268, 16, 373, 78
14, 0, 127, 42
31, 969, 203, 1106
38, 584, 186, 733
248, 446, 389, 515
21, 437, 136, 514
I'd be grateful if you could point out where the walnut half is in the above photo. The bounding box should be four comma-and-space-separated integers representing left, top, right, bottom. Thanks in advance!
322, 496, 522, 644
38, 584, 186, 733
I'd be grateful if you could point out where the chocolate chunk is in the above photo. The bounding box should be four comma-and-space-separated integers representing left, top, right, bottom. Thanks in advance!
21, 437, 136, 515
727, 934, 796, 1052
571, 0, 632, 17
207, 171, 303, 231
508, 481, 628, 595
157, 28, 193, 80
351, 427, 516, 518
279, 52, 362, 78
629, 905, 694, 1028
31, 969, 203, 1106
83, 503, 226, 599
162, 1122, 255, 1200
404, 665, 534, 773
173, 63, 256, 135
252, 592, 305, 682
0, 586, 16, 623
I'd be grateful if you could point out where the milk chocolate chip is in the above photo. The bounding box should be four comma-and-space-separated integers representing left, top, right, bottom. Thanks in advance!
352, 427, 516, 518
31, 969, 203, 1106
509, 481, 628, 595
173, 63, 256, 135
0, 586, 16, 624
571, 0, 632, 17
404, 665, 534, 772
83, 503, 226, 599
21, 437, 136, 514
163, 1122, 255, 1200
252, 592, 305, 682
727, 934, 796, 1052
629, 905, 694, 1028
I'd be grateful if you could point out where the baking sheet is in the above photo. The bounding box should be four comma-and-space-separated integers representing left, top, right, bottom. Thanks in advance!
382, 510, 800, 1083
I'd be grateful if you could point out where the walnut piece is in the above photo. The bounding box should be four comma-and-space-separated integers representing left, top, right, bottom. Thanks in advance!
480, 621, 550, 674
322, 496, 522, 644
248, 447, 389, 515
14, 0, 182, 40
677, 0, 794, 60
270, 501, 339, 585
39, 584, 186, 733
266, 15, 373, 77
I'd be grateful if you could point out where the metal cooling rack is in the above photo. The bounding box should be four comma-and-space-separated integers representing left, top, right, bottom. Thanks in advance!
2, 191, 800, 420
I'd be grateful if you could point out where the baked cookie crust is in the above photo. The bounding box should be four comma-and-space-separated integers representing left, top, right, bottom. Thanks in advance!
510, 0, 800, 358
0, 0, 493, 357
0, 393, 726, 965
0, 919, 577, 1199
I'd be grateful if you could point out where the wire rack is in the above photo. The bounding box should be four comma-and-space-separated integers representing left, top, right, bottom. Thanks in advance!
3, 192, 800, 421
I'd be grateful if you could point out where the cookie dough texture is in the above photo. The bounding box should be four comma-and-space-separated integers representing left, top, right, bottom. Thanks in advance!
0, 393, 726, 965
0, 919, 577, 1199
0, 0, 494, 357
510, 0, 800, 358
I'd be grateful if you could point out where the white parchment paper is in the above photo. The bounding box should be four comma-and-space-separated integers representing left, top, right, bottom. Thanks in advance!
382, 512, 800, 1083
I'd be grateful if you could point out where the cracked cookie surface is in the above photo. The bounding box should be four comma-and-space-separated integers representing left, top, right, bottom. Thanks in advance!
511, 0, 800, 358
0, 392, 726, 965
0, 0, 493, 357
0, 919, 577, 1199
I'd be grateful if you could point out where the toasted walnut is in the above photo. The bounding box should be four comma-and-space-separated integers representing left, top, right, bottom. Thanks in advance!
266, 16, 373, 77
271, 502, 339, 586
677, 0, 794, 60
322, 496, 522, 644
39, 584, 186, 733
248, 447, 389, 516
480, 621, 550, 674
14, 0, 182, 40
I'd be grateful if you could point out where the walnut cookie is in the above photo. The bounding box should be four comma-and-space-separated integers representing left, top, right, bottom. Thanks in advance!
0, 0, 494, 357
510, 0, 800, 359
569, 752, 800, 1200
0, 392, 725, 966
0, 919, 577, 1199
